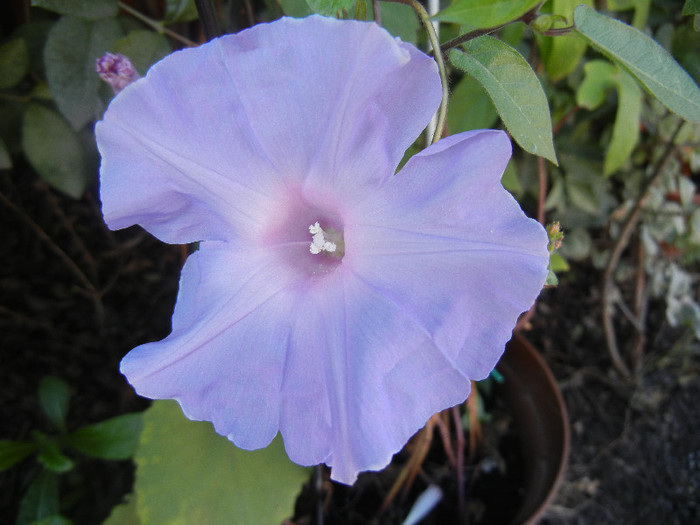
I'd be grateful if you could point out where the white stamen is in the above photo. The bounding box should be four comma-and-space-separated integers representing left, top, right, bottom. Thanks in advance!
308, 222, 337, 254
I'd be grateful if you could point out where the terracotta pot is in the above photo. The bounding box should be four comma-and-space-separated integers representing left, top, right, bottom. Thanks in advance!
497, 333, 570, 525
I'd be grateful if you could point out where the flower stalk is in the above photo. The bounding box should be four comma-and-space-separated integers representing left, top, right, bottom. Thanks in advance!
381, 0, 448, 144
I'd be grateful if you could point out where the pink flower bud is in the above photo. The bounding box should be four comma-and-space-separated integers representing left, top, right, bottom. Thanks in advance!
96, 52, 140, 94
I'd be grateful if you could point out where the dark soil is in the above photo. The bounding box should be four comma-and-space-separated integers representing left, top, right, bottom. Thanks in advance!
2, 168, 699, 524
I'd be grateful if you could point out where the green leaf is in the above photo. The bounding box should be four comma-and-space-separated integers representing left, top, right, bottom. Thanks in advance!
380, 3, 419, 44
38, 376, 71, 432
577, 60, 642, 175
682, 0, 700, 16
541, 0, 592, 81
134, 400, 308, 525
277, 0, 313, 17
13, 20, 53, 80
113, 31, 171, 76
447, 73, 498, 133
16, 470, 60, 525
0, 39, 29, 88
605, 67, 642, 175
435, 0, 541, 30
501, 159, 522, 196
574, 4, 700, 122
65, 413, 142, 460
673, 24, 700, 85
306, 0, 357, 17
0, 440, 37, 471
29, 516, 73, 525
0, 137, 11, 169
164, 0, 199, 23
35, 434, 74, 473
549, 252, 570, 272
31, 0, 118, 20
44, 15, 123, 130
449, 37, 558, 164
577, 60, 617, 110
545, 268, 559, 286
22, 104, 88, 198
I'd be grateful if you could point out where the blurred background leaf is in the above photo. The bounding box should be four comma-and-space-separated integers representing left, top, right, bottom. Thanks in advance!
22, 104, 87, 198
44, 15, 123, 129
31, 0, 118, 20
66, 413, 142, 460
38, 377, 71, 432
0, 38, 30, 89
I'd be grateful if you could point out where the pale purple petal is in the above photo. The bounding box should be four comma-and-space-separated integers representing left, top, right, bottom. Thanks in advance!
282, 270, 472, 484
215, 16, 441, 202
120, 243, 302, 449
348, 129, 550, 380
97, 16, 440, 244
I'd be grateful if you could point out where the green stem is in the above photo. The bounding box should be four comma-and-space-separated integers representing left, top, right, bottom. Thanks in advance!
438, 24, 506, 54
381, 0, 447, 144
117, 2, 197, 47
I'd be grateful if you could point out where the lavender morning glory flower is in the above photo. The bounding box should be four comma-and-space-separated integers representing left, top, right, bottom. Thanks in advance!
97, 15, 549, 484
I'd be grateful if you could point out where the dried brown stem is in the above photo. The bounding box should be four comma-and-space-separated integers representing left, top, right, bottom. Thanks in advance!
434, 410, 457, 467
0, 190, 104, 325
452, 404, 466, 523
601, 120, 683, 379
378, 418, 435, 515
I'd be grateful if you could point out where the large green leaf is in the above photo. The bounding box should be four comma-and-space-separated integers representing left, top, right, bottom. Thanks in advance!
0, 440, 37, 471
450, 37, 558, 164
32, 0, 118, 20
66, 413, 142, 460
0, 38, 29, 89
574, 4, 700, 122
44, 15, 123, 129
22, 104, 88, 198
134, 400, 308, 525
38, 376, 71, 432
435, 0, 541, 30
447, 74, 498, 133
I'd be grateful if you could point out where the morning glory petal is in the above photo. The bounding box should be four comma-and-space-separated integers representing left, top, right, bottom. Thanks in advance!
281, 270, 471, 484
215, 16, 441, 202
350, 129, 550, 379
120, 243, 303, 449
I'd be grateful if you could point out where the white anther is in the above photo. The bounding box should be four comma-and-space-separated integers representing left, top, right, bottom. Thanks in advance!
308, 222, 337, 254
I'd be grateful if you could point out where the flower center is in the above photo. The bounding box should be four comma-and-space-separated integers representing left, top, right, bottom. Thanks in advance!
308, 222, 344, 257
